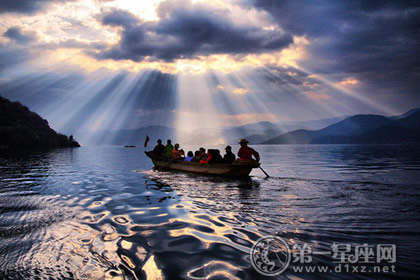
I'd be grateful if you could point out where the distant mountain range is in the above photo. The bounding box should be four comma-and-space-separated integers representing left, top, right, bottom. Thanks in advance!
89, 110, 420, 145
220, 116, 348, 144
91, 116, 349, 145
262, 109, 420, 144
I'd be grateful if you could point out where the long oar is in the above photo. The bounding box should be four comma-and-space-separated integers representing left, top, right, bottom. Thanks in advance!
259, 165, 270, 178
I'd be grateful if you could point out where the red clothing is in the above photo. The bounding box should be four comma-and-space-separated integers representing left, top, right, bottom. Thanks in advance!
200, 153, 212, 164
172, 149, 183, 159
238, 146, 259, 161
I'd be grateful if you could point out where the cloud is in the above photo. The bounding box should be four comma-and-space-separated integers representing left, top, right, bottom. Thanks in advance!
3, 27, 38, 44
249, 1, 420, 73
0, 0, 75, 14
0, 0, 44, 14
339, 78, 359, 87
233, 88, 249, 95
101, 8, 140, 28
249, 0, 420, 108
92, 0, 293, 62
304, 92, 330, 101
57, 39, 107, 50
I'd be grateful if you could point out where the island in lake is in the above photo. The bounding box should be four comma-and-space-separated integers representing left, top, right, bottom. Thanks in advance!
0, 96, 80, 149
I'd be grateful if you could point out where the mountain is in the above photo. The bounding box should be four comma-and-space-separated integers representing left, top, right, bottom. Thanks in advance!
0, 96, 80, 148
262, 109, 420, 145
279, 116, 349, 130
389, 108, 420, 120
220, 116, 349, 144
86, 109, 420, 146
94, 120, 316, 146
315, 115, 392, 136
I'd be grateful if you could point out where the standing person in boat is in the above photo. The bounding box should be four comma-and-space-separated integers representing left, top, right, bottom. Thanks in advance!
223, 145, 236, 164
164, 139, 174, 158
152, 139, 165, 156
238, 139, 260, 162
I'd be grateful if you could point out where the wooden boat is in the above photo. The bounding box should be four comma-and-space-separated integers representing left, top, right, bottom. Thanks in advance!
145, 151, 260, 177
124, 145, 136, 148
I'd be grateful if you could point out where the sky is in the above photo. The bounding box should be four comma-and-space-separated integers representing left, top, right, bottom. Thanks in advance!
0, 0, 419, 143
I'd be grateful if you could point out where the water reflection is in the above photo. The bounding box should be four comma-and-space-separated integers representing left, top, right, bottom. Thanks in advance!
0, 145, 419, 279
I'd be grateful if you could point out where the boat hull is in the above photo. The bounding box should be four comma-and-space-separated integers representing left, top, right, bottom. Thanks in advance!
145, 152, 259, 177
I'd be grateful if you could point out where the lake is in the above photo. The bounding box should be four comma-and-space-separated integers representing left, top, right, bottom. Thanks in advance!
1, 145, 419, 279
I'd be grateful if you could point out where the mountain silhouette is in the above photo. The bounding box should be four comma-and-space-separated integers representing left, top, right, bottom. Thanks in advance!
0, 96, 80, 148
262, 110, 420, 144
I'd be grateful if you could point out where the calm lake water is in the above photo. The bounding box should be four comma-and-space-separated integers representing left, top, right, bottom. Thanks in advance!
0, 145, 419, 279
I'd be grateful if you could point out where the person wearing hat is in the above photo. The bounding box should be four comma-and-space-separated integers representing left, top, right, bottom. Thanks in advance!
223, 145, 236, 164
238, 139, 260, 162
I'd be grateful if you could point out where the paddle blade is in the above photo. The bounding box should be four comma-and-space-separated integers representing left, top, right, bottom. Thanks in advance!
144, 135, 150, 148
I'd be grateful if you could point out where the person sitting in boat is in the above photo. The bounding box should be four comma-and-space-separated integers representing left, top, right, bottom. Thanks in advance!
223, 145, 236, 164
200, 153, 212, 164
184, 151, 194, 162
164, 139, 174, 158
238, 139, 260, 162
198, 148, 212, 164
152, 139, 165, 156
172, 143, 184, 159
192, 150, 201, 162
208, 149, 223, 163
198, 147, 206, 159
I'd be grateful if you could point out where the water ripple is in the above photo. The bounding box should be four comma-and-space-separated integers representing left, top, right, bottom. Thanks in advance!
1, 146, 419, 279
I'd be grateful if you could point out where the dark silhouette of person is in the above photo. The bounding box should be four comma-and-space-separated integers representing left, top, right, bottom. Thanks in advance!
192, 151, 200, 162
152, 139, 165, 155
223, 145, 236, 164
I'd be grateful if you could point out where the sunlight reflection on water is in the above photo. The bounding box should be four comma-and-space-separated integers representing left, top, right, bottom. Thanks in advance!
0, 145, 419, 279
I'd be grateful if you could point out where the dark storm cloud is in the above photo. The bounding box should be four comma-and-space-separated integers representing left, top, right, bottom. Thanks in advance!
250, 0, 420, 73
0, 0, 75, 14
3, 27, 105, 54
101, 8, 139, 28
0, 0, 44, 14
3, 27, 38, 44
247, 0, 420, 109
93, 1, 293, 62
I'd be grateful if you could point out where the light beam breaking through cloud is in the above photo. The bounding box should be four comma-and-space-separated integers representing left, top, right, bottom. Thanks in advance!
0, 0, 419, 145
